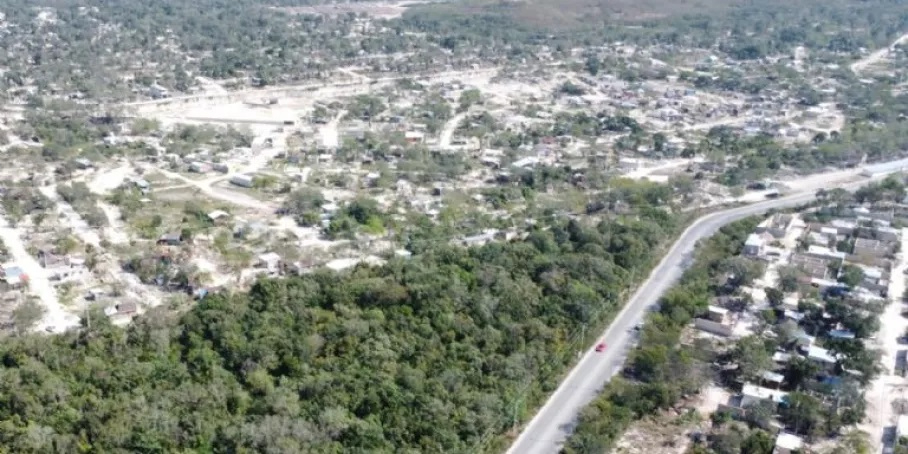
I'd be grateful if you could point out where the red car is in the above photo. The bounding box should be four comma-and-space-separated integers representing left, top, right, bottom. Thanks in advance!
595, 343, 607, 352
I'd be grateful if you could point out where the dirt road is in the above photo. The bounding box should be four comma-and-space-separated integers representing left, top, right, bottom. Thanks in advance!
439, 111, 467, 149
852, 32, 908, 73
0, 216, 79, 332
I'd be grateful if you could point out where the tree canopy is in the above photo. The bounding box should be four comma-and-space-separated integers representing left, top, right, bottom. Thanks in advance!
0, 208, 679, 453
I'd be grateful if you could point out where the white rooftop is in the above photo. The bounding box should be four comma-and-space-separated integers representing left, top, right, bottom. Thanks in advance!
708, 305, 729, 315
745, 233, 764, 246
806, 345, 837, 364
775, 433, 803, 450
898, 414, 908, 437
806, 245, 846, 260
742, 383, 788, 403
259, 252, 281, 264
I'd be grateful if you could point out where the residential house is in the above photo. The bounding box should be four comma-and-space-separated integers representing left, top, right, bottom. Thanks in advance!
898, 415, 908, 441
755, 214, 794, 238
773, 433, 803, 454
404, 131, 425, 144
744, 233, 765, 257
230, 174, 255, 188
856, 264, 889, 296
694, 305, 735, 337
828, 329, 856, 340
457, 230, 499, 247
789, 253, 830, 279
233, 220, 268, 240
148, 83, 169, 99
207, 210, 230, 223
157, 232, 183, 246
1, 265, 26, 287
853, 238, 890, 259
104, 301, 138, 318
804, 345, 838, 370
133, 178, 151, 194
740, 383, 788, 408
74, 158, 93, 170
705, 305, 729, 323
805, 245, 846, 262
761, 371, 785, 388
511, 157, 541, 169
828, 219, 856, 236
257, 252, 282, 275
772, 352, 792, 365
189, 162, 211, 173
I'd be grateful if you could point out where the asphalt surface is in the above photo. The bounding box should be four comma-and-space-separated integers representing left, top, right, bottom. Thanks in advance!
507, 190, 824, 454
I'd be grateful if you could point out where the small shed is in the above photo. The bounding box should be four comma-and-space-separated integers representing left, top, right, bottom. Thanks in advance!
157, 232, 183, 246
230, 174, 255, 188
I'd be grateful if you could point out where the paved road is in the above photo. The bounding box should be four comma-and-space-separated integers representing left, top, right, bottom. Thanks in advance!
506, 188, 842, 454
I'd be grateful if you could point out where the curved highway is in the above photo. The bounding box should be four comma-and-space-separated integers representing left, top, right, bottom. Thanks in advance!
507, 181, 872, 454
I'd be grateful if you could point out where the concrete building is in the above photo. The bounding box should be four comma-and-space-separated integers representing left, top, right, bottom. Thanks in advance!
404, 131, 425, 144
853, 238, 889, 258
804, 345, 838, 370
805, 245, 846, 261
897, 414, 908, 440
744, 233, 765, 256
189, 162, 211, 173
756, 214, 794, 238
257, 252, 282, 275
773, 433, 803, 454
741, 383, 788, 407
230, 174, 255, 188
148, 83, 170, 99
789, 253, 831, 279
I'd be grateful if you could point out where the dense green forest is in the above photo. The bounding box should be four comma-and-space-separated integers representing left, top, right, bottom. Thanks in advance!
0, 202, 679, 452
405, 0, 908, 55
7, 0, 908, 99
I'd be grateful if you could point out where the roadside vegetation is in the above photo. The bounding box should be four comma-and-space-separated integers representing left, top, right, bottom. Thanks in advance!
564, 216, 763, 453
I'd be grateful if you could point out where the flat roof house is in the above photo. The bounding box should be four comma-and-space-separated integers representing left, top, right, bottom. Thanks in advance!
774, 433, 803, 454
741, 383, 788, 408
744, 233, 765, 257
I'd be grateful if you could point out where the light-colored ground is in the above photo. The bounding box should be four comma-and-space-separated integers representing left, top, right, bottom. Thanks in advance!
149, 166, 276, 212
272, 1, 413, 19
320, 110, 347, 149
39, 185, 102, 247
0, 216, 80, 332
693, 385, 732, 415
192, 257, 232, 288
623, 158, 701, 181
776, 167, 864, 193
97, 202, 129, 245
88, 165, 131, 195
195, 76, 228, 95
41, 185, 162, 309
852, 32, 908, 73
439, 111, 467, 149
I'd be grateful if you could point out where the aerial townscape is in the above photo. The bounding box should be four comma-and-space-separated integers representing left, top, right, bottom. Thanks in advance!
4, 0, 908, 453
